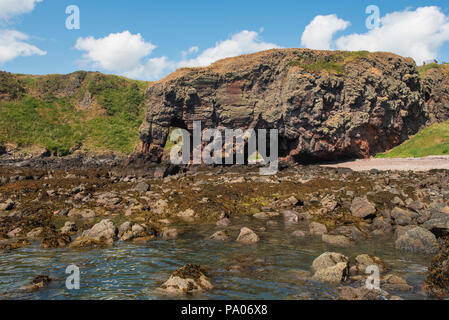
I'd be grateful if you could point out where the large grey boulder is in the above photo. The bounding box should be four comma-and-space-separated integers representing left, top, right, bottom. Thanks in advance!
395, 226, 439, 254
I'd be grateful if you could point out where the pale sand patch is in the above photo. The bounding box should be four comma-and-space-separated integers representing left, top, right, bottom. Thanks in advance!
321, 156, 449, 172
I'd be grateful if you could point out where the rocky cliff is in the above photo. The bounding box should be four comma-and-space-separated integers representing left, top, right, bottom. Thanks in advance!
139, 49, 427, 163
420, 64, 449, 124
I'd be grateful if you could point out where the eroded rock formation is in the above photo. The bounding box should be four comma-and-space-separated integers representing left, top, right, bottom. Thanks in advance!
139, 49, 427, 163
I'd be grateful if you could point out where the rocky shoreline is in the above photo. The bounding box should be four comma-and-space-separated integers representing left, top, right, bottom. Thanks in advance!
1, 156, 449, 299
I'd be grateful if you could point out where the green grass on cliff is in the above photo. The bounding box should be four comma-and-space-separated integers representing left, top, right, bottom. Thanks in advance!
288, 51, 370, 76
0, 72, 148, 156
376, 120, 449, 158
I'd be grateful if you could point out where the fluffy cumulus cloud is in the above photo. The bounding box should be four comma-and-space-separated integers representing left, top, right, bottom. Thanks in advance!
301, 14, 350, 50
0, 0, 43, 23
75, 30, 281, 80
0, 0, 45, 64
0, 29, 46, 64
75, 31, 156, 73
301, 6, 449, 64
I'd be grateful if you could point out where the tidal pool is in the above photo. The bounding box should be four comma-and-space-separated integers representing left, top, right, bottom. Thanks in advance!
0, 216, 431, 300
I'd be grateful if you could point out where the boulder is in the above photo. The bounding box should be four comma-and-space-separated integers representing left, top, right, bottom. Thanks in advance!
391, 207, 417, 226
216, 218, 231, 227
312, 262, 349, 284
312, 252, 349, 273
309, 222, 327, 236
61, 222, 77, 234
395, 226, 439, 254
322, 234, 354, 247
355, 254, 386, 274
67, 208, 96, 219
423, 216, 449, 237
236, 227, 260, 244
382, 274, 412, 291
161, 264, 213, 294
350, 197, 376, 219
134, 182, 150, 193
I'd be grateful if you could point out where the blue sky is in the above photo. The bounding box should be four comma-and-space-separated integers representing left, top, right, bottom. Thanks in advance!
1, 0, 449, 80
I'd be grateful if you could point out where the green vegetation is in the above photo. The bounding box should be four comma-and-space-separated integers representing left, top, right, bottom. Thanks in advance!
0, 71, 148, 156
376, 120, 449, 158
418, 63, 444, 76
288, 51, 370, 76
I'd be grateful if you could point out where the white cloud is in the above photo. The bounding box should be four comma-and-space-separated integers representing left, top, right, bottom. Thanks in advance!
75, 29, 281, 80
301, 6, 449, 64
301, 14, 350, 50
178, 30, 281, 68
75, 31, 156, 73
0, 29, 46, 64
0, 0, 43, 23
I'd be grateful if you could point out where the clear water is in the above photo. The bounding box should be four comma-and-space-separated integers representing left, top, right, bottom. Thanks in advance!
0, 216, 431, 300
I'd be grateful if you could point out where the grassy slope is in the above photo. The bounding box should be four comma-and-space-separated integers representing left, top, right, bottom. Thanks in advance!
377, 63, 449, 158
376, 120, 449, 158
0, 72, 148, 156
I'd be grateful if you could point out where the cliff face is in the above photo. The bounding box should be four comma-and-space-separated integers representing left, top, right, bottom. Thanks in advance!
139, 49, 427, 163
421, 64, 449, 124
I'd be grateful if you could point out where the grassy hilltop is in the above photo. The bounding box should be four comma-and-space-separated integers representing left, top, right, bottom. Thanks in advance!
0, 71, 148, 156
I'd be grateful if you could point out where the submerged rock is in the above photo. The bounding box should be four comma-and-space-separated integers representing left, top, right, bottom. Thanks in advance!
309, 222, 327, 236
322, 234, 354, 247
19, 275, 53, 293
208, 230, 230, 241
161, 264, 213, 294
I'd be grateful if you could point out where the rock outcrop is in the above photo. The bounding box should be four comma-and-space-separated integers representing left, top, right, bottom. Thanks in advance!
139, 49, 427, 163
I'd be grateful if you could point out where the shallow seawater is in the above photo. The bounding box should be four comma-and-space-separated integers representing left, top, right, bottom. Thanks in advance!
0, 216, 432, 300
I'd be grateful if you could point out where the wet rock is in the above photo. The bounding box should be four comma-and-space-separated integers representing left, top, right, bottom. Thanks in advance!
160, 228, 179, 240
67, 208, 96, 219
292, 230, 307, 238
336, 286, 389, 300
370, 218, 393, 236
312, 262, 349, 284
391, 207, 418, 226
208, 230, 230, 241
178, 208, 196, 222
19, 275, 53, 293
350, 197, 376, 219
253, 212, 269, 219
312, 252, 349, 273
423, 216, 449, 237
266, 220, 279, 227
41, 233, 71, 248
83, 219, 117, 240
71, 219, 117, 248
134, 182, 150, 193
216, 218, 231, 227
425, 238, 449, 297
382, 274, 412, 291
236, 227, 260, 244
0, 239, 30, 251
322, 234, 354, 247
61, 222, 77, 234
0, 199, 15, 211
7, 227, 22, 238
309, 222, 327, 236
161, 264, 213, 294
282, 210, 302, 224
335, 225, 367, 241
26, 227, 44, 239
395, 226, 439, 254
152, 199, 168, 215
355, 254, 386, 274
